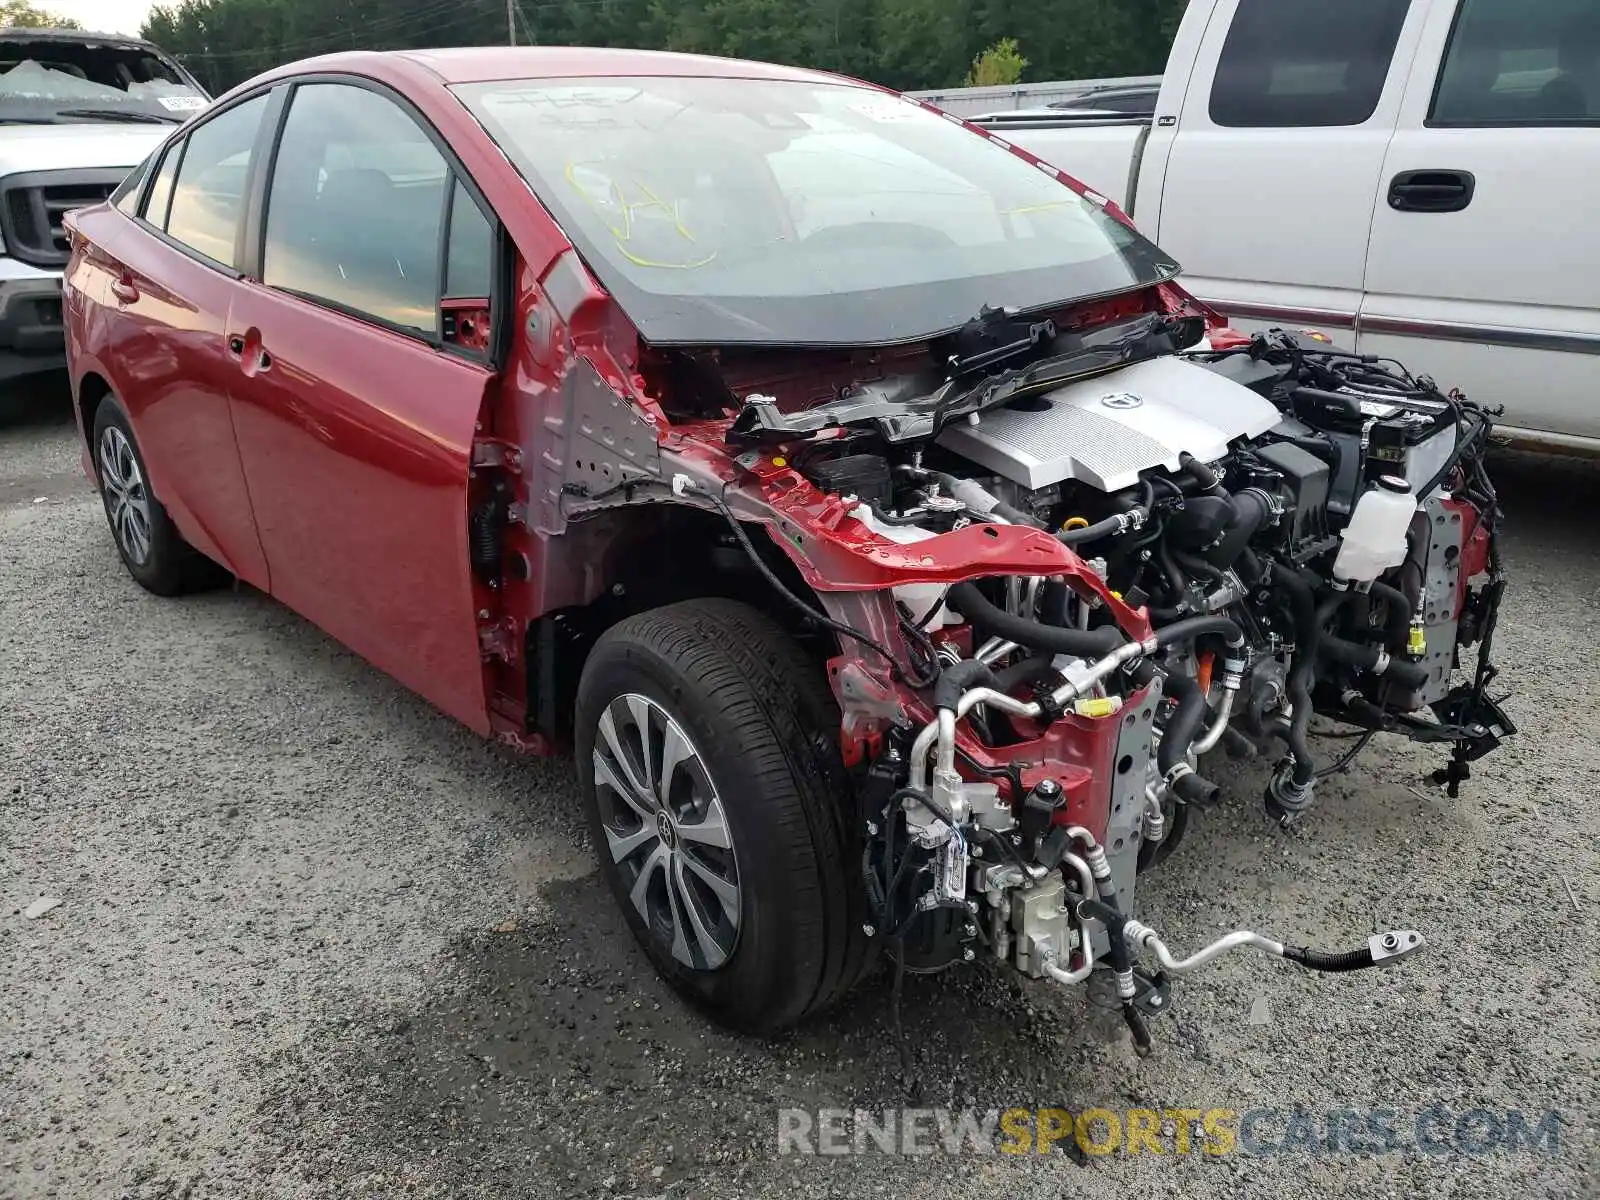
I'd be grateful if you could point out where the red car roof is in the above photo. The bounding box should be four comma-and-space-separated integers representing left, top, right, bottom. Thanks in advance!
281, 46, 868, 88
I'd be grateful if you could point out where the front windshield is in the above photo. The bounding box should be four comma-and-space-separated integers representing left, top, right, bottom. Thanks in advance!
0, 39, 207, 126
455, 75, 1179, 346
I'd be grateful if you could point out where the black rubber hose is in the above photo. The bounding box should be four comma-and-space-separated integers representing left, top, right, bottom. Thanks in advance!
993, 655, 1060, 695
1156, 672, 1208, 780
1271, 560, 1317, 646
933, 659, 996, 712
1173, 549, 1226, 584
1205, 488, 1275, 570
1367, 579, 1413, 650
1156, 539, 1189, 603
1152, 613, 1246, 650
1040, 579, 1073, 628
1321, 636, 1431, 690
922, 469, 1041, 528
1179, 452, 1227, 497
1057, 513, 1137, 547
948, 581, 1125, 658
1172, 770, 1221, 806
1282, 944, 1375, 973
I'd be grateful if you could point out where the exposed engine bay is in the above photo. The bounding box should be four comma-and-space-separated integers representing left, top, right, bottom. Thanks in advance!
549, 291, 1510, 1053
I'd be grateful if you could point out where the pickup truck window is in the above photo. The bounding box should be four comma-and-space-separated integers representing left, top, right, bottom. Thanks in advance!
1431, 0, 1600, 125
1210, 0, 1411, 128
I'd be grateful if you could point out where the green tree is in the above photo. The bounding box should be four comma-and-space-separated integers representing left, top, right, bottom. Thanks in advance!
963, 36, 1025, 87
142, 0, 1191, 95
2, 1, 82, 27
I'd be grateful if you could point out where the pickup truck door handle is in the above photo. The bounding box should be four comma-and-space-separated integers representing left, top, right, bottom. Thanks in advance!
110, 274, 139, 304
1388, 169, 1475, 213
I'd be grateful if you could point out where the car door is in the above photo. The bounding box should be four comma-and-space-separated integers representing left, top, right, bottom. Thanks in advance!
91, 91, 276, 587
226, 79, 500, 733
1360, 0, 1600, 442
1153, 0, 1425, 335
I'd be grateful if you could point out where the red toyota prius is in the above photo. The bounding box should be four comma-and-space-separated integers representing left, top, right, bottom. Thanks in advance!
68, 46, 1424, 1043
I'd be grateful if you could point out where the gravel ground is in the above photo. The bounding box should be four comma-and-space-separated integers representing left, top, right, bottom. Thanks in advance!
3, 382, 1596, 1200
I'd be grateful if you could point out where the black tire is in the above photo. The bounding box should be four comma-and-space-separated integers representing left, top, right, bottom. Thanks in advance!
89, 395, 224, 596
576, 599, 874, 1033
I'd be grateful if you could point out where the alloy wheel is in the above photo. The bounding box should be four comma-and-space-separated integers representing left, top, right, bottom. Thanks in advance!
98, 425, 153, 566
592, 693, 742, 970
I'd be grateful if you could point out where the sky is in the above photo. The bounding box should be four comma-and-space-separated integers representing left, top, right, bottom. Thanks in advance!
39, 1, 157, 36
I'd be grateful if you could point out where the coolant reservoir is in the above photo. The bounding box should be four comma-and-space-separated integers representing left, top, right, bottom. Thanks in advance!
1333, 476, 1417, 584
851, 503, 953, 626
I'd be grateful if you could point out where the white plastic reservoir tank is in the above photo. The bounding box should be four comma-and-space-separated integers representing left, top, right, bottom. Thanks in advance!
1333, 475, 1417, 584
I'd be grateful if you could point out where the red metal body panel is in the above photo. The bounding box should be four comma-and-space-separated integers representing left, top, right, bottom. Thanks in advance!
67, 206, 271, 588
65, 46, 1188, 765
225, 282, 497, 734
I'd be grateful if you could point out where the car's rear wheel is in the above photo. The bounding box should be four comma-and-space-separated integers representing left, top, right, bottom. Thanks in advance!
576, 599, 873, 1033
90, 396, 220, 596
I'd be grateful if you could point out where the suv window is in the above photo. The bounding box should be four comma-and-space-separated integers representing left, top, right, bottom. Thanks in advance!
164, 94, 268, 268
264, 83, 456, 335
1432, 0, 1600, 125
1210, 0, 1411, 127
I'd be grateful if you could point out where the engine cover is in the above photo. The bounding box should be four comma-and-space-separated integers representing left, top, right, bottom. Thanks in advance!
936, 356, 1281, 492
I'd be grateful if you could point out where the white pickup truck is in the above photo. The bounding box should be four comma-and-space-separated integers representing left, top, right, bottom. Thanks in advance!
0, 28, 206, 386
969, 0, 1600, 453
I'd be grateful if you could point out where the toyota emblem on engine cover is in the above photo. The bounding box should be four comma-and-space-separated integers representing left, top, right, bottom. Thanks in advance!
1101, 392, 1144, 409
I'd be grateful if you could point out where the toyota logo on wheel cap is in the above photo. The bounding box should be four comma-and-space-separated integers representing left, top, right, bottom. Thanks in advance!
1101, 392, 1144, 410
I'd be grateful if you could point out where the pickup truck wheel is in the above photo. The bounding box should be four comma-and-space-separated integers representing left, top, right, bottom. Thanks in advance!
576, 599, 873, 1033
90, 396, 224, 596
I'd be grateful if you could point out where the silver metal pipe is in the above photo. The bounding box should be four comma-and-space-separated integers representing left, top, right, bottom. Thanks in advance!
932, 708, 958, 778
1059, 850, 1096, 901
908, 720, 941, 793
1190, 688, 1237, 756
1122, 919, 1286, 975
1044, 945, 1095, 985
975, 638, 1020, 665
1142, 783, 1165, 844
955, 687, 1042, 721
910, 632, 1155, 792
1047, 638, 1156, 707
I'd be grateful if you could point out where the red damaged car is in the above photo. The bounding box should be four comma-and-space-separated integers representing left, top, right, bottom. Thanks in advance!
63, 48, 1510, 1048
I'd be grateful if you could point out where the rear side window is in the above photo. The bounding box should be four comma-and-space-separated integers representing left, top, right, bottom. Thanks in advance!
1210, 0, 1412, 127
164, 94, 268, 268
1431, 0, 1600, 125
112, 155, 152, 215
264, 83, 453, 335
143, 144, 180, 229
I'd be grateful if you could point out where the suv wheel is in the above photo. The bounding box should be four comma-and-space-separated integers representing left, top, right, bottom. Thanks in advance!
576, 599, 873, 1032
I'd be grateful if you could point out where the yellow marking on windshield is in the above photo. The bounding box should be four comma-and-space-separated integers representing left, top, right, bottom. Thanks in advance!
563, 160, 717, 270
1002, 200, 1077, 215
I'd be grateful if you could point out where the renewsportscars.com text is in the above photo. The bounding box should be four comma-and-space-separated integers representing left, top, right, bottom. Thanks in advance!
777, 1105, 1566, 1158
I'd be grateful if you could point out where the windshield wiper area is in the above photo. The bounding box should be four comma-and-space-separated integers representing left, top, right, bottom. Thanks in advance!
53, 108, 180, 125
727, 311, 1202, 447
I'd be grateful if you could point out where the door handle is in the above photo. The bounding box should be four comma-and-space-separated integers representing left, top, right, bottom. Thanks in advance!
1388, 169, 1475, 213
228, 331, 272, 375
110, 274, 139, 304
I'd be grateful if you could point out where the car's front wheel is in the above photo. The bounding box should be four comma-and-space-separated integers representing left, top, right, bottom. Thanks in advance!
576, 599, 872, 1033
